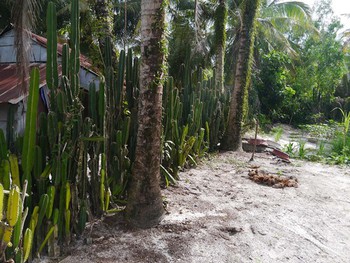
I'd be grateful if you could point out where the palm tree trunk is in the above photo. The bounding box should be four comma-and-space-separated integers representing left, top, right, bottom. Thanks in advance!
124, 0, 127, 47
125, 0, 167, 228
94, 0, 116, 64
215, 43, 225, 92
221, 0, 260, 151
12, 0, 39, 95
214, 0, 227, 93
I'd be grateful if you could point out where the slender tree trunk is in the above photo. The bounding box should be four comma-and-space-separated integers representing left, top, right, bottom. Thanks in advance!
214, 0, 227, 93
215, 44, 225, 92
221, 0, 260, 151
94, 0, 116, 64
125, 0, 167, 228
124, 0, 127, 47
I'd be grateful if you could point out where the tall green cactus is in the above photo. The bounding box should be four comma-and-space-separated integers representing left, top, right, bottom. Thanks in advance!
70, 0, 80, 97
22, 68, 40, 181
46, 2, 58, 91
161, 63, 229, 181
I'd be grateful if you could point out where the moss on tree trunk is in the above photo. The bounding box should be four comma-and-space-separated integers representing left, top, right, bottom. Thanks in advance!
214, 0, 227, 93
125, 0, 167, 228
221, 0, 260, 151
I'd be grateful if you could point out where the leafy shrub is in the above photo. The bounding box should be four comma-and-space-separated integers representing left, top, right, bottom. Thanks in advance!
330, 132, 350, 164
284, 142, 295, 157
271, 126, 283, 142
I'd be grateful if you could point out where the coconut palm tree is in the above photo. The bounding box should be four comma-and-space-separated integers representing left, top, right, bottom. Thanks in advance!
125, 0, 167, 228
221, 0, 260, 151
219, 0, 316, 151
257, 0, 315, 55
225, 0, 315, 84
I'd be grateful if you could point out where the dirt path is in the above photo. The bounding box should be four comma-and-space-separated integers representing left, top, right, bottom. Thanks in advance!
44, 150, 350, 263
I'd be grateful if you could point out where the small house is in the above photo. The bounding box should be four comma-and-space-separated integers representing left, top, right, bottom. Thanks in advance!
0, 26, 100, 138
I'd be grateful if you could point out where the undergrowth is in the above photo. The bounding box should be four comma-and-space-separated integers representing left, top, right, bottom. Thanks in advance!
281, 122, 349, 165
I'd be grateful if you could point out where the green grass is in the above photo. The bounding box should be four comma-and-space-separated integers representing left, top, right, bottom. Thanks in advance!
271, 126, 284, 142
298, 141, 307, 159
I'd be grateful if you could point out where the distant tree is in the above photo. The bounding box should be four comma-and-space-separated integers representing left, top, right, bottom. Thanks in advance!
293, 21, 346, 119
289, 0, 347, 121
255, 50, 297, 123
125, 0, 167, 228
113, 0, 141, 48
167, 0, 214, 81
93, 0, 115, 53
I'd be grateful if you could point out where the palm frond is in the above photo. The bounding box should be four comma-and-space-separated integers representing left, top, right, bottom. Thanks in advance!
267, 16, 318, 35
57, 0, 90, 16
256, 0, 317, 55
271, 1, 311, 17
257, 18, 297, 56
11, 0, 40, 94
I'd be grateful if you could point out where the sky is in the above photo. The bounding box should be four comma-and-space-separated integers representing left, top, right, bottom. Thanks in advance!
302, 0, 350, 28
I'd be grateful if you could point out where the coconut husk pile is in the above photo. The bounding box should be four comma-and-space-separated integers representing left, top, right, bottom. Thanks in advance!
248, 169, 298, 188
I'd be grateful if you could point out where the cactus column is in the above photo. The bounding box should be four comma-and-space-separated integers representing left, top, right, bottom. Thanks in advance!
125, 0, 167, 228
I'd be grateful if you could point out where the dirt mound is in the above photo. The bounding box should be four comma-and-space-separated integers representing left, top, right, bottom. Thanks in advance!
248, 168, 298, 188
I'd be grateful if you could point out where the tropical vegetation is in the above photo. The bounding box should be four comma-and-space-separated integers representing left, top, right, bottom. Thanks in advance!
0, 0, 349, 261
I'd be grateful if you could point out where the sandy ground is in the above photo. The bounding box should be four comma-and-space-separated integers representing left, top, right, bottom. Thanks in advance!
43, 149, 350, 263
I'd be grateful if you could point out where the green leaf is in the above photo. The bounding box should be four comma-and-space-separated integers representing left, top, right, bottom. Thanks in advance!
38, 226, 55, 254
40, 164, 52, 179
160, 164, 177, 186
46, 186, 55, 219
23, 228, 33, 262
38, 194, 49, 228
65, 182, 71, 211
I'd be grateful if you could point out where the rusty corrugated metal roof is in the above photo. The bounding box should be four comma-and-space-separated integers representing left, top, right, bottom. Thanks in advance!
0, 28, 98, 104
30, 32, 93, 70
0, 64, 49, 104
